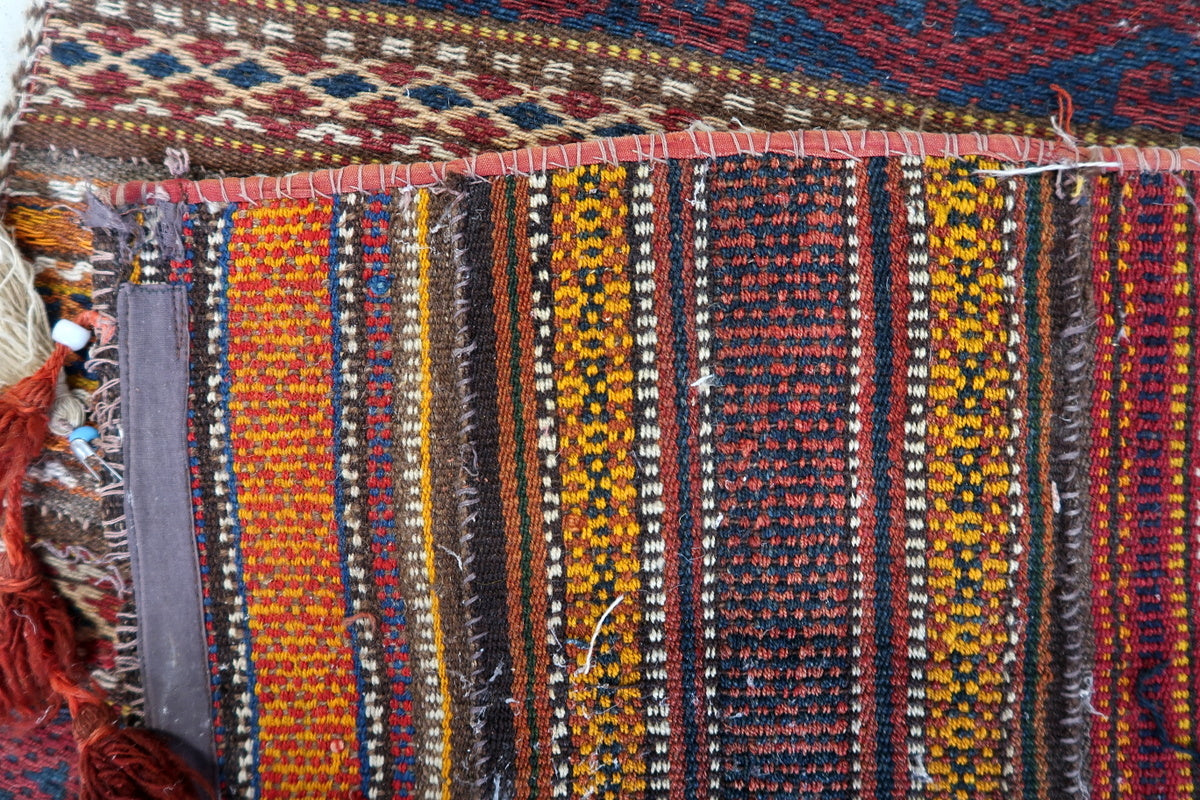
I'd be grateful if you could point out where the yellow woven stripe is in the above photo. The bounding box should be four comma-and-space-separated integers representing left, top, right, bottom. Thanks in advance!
225, 200, 359, 790
922, 158, 1013, 796
413, 191, 456, 797
551, 165, 646, 800
1169, 184, 1196, 787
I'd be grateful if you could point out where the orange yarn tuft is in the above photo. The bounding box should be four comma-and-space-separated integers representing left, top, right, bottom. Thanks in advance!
0, 344, 74, 715
0, 567, 77, 716
1050, 83, 1076, 138
48, 677, 208, 800
79, 723, 209, 800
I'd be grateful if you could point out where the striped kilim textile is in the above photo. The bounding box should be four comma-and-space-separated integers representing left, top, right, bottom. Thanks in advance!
84, 131, 1200, 799
4, 0, 1197, 790
460, 152, 1064, 800
1084, 172, 1200, 798
2, 0, 1199, 793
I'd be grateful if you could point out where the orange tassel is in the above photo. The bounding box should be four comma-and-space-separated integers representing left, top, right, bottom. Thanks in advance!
80, 724, 208, 800
54, 681, 207, 800
3, 335, 209, 799
0, 566, 77, 716
0, 345, 74, 715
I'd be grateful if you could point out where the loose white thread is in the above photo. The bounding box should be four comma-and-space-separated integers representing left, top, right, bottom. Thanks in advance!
974, 161, 1122, 176
575, 595, 625, 677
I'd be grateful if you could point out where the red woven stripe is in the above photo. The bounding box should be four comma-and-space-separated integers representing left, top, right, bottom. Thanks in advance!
1089, 173, 1200, 797
646, 161, 689, 799
487, 177, 555, 799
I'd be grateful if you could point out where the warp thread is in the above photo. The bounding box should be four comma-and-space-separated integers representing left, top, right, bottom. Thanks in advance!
973, 86, 1119, 179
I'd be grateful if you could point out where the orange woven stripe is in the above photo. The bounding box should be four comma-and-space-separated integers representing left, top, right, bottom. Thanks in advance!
224, 200, 361, 795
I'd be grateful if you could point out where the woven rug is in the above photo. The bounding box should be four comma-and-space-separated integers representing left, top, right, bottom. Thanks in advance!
18, 0, 1199, 168
72, 130, 1200, 799
1, 0, 1198, 796
0, 710, 78, 799
2, 1, 1175, 769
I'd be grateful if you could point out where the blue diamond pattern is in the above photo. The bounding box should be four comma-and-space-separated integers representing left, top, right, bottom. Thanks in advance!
499, 102, 563, 131
49, 41, 97, 67
131, 51, 191, 78
313, 72, 376, 99
215, 60, 280, 89
406, 85, 472, 110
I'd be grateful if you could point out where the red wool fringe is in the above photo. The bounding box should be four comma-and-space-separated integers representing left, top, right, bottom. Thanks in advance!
0, 346, 73, 714
1, 342, 206, 799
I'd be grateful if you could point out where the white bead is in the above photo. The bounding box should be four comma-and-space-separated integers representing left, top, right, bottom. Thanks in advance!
51, 319, 91, 351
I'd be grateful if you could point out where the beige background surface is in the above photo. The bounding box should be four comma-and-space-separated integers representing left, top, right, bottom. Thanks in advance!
1, 0, 39, 115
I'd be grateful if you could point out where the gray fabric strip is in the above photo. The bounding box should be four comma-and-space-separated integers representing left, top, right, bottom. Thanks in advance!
117, 283, 217, 789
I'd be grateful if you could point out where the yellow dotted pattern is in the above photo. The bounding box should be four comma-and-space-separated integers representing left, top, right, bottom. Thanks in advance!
550, 165, 647, 800
1167, 183, 1196, 784
922, 158, 1015, 799
1091, 175, 1197, 796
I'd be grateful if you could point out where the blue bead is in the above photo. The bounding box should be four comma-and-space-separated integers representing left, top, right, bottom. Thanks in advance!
68, 426, 99, 443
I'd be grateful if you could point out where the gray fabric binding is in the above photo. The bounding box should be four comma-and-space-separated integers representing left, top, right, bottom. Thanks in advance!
117, 282, 217, 789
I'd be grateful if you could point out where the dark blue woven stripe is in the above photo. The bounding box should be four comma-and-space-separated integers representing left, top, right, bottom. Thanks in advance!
711, 155, 853, 799
866, 155, 899, 796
